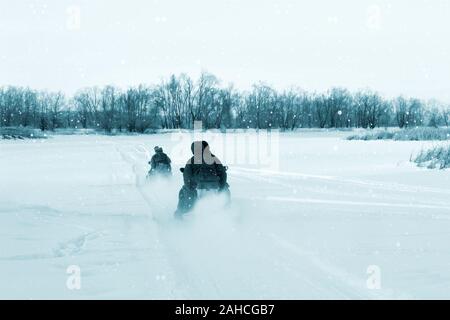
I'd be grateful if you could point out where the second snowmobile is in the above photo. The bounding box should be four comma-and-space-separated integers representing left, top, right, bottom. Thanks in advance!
147, 146, 172, 179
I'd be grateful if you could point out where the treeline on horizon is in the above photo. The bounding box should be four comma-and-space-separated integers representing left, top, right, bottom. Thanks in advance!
1, 72, 449, 132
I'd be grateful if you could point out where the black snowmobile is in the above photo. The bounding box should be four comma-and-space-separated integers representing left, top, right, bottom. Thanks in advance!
180, 166, 230, 194
174, 141, 231, 218
175, 166, 231, 218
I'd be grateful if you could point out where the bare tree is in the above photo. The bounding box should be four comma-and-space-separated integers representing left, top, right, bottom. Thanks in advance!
327, 88, 352, 128
354, 90, 384, 129
49, 92, 65, 130
73, 87, 101, 129
313, 94, 329, 128
442, 108, 450, 127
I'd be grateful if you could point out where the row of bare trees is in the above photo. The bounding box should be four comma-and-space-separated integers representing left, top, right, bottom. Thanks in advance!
1, 73, 450, 132
0, 86, 65, 131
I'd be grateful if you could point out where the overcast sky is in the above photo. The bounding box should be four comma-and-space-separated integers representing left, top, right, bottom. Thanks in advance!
1, 0, 450, 101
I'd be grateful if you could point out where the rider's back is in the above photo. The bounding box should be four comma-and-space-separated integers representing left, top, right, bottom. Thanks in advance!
150, 152, 171, 172
183, 154, 226, 190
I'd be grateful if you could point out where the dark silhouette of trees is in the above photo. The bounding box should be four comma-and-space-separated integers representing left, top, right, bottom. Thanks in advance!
1, 72, 449, 132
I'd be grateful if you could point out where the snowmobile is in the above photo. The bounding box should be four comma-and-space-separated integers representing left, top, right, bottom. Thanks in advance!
175, 166, 230, 218
146, 162, 172, 179
147, 146, 172, 180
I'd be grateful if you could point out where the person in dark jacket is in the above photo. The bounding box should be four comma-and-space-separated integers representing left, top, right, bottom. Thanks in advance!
175, 141, 230, 216
148, 146, 172, 177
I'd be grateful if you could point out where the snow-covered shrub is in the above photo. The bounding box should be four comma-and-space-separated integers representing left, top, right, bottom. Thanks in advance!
347, 127, 450, 141
393, 127, 450, 141
413, 145, 450, 169
53, 128, 97, 135
347, 130, 395, 141
0, 127, 47, 140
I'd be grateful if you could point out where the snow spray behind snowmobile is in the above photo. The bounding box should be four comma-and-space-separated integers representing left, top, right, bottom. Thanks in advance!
175, 141, 231, 218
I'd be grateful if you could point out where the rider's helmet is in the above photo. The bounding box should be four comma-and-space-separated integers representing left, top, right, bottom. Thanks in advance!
191, 141, 209, 154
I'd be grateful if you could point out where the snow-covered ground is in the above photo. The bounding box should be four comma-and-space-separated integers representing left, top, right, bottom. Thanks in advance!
1, 131, 450, 299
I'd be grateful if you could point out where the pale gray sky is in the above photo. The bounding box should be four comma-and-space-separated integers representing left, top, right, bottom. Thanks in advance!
1, 0, 450, 101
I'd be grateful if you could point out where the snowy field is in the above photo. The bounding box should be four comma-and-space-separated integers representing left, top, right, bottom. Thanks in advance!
1, 131, 450, 299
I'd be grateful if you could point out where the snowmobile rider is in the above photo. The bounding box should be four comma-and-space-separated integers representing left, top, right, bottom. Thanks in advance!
148, 146, 172, 177
175, 141, 229, 215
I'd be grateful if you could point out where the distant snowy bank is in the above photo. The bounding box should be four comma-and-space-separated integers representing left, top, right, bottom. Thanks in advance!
0, 127, 48, 140
347, 127, 450, 141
